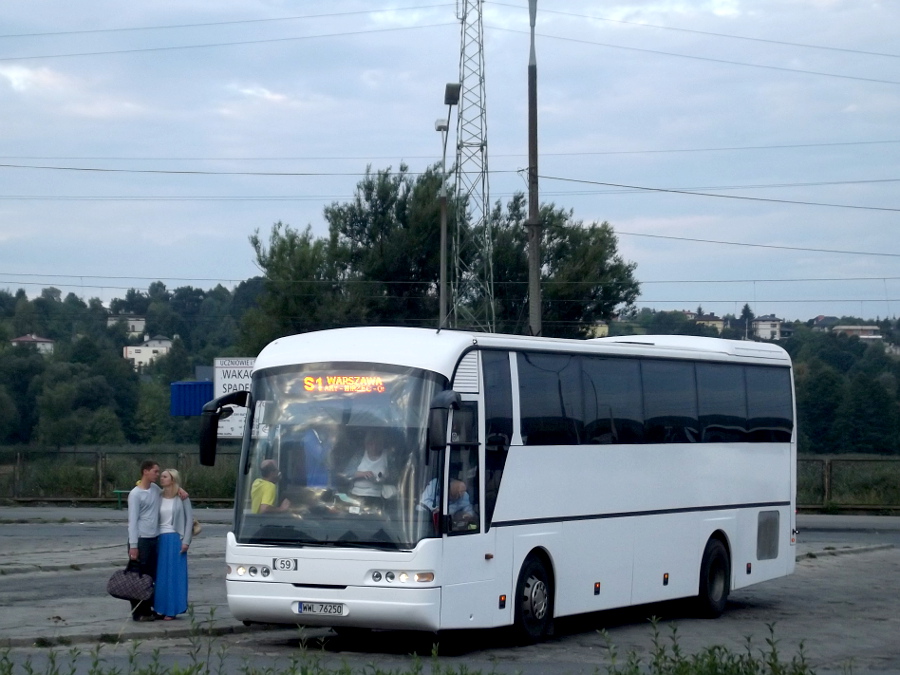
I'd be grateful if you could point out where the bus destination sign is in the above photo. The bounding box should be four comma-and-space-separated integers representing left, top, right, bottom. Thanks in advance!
303, 375, 386, 394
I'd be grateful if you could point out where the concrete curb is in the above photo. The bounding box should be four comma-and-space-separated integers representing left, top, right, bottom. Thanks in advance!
0, 621, 297, 649
0, 552, 222, 577
795, 543, 894, 559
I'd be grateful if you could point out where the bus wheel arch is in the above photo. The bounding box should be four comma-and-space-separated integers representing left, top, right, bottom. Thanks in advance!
513, 549, 555, 643
697, 532, 731, 618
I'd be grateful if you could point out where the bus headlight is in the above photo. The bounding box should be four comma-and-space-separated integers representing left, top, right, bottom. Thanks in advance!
236, 566, 247, 576
369, 570, 434, 584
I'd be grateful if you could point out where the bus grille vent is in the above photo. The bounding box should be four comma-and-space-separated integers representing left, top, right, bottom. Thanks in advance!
453, 352, 480, 393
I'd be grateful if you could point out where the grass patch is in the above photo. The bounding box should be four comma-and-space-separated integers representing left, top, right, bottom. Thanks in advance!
0, 613, 826, 675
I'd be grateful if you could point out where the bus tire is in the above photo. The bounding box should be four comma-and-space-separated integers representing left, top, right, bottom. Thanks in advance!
514, 555, 553, 643
697, 537, 730, 618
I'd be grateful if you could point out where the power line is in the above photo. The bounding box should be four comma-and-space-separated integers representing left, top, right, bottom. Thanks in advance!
0, 22, 455, 62
541, 174, 900, 213
487, 25, 900, 86
488, 2, 900, 59
6, 272, 900, 287
0, 4, 453, 40
3, 163, 898, 196
3, 139, 898, 162
617, 231, 900, 258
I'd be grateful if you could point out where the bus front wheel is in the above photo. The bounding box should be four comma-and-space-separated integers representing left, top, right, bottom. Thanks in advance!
697, 537, 730, 618
514, 555, 553, 642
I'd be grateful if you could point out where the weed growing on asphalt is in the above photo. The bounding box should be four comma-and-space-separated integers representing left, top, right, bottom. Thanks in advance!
1, 615, 825, 675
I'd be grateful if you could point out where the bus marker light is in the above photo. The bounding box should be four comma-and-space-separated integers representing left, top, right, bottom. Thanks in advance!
226, 565, 232, 575
499, 595, 506, 609
415, 572, 434, 582
663, 573, 669, 586
594, 582, 601, 595
746, 563, 752, 574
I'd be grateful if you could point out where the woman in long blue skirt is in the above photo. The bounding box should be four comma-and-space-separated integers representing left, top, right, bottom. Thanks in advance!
155, 469, 193, 619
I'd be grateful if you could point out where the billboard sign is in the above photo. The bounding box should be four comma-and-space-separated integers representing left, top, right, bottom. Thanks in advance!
214, 357, 255, 438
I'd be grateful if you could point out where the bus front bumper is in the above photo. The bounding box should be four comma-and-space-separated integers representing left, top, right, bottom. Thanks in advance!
226, 579, 442, 631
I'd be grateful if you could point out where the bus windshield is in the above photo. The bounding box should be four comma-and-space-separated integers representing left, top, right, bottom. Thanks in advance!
234, 362, 448, 550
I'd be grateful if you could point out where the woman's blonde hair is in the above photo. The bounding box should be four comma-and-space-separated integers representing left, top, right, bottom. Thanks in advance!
162, 468, 182, 490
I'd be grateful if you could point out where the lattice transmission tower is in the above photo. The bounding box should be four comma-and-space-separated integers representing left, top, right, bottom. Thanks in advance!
451, 0, 495, 331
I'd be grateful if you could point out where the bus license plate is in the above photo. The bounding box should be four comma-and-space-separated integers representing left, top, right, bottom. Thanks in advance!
296, 602, 345, 616
273, 558, 298, 571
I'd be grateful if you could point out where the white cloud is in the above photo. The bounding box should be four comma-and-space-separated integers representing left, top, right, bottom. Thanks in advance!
233, 85, 287, 103
0, 65, 70, 93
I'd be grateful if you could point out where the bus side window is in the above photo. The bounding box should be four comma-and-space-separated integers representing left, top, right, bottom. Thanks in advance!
449, 402, 479, 534
482, 350, 512, 529
642, 360, 699, 443
697, 363, 748, 442
582, 357, 644, 444
517, 352, 583, 445
746, 366, 794, 442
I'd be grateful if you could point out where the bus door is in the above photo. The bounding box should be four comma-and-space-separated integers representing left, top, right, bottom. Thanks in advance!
440, 400, 497, 627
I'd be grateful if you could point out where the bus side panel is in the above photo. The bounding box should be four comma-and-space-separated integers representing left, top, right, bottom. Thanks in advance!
731, 505, 796, 591
439, 529, 499, 629
555, 518, 635, 617
631, 512, 735, 606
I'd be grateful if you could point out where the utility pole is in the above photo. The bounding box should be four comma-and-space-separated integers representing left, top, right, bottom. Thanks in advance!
526, 0, 542, 336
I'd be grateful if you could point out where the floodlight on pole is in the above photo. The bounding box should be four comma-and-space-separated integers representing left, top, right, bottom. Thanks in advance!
438, 82, 460, 329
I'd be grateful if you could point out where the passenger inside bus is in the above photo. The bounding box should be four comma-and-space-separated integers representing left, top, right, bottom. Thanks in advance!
419, 478, 476, 529
341, 429, 397, 502
250, 459, 291, 513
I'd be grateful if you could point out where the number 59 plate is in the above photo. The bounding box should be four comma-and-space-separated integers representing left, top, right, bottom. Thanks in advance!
273, 558, 297, 571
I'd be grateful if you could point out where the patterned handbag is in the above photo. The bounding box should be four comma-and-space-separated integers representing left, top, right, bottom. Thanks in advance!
107, 560, 154, 602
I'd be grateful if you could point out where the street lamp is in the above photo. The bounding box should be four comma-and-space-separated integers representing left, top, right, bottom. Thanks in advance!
437, 82, 460, 328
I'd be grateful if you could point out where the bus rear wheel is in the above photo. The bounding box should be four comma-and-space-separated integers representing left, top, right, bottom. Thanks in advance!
514, 555, 553, 643
697, 538, 730, 618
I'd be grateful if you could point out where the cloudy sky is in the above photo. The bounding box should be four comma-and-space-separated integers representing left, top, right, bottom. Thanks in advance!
1, 0, 898, 323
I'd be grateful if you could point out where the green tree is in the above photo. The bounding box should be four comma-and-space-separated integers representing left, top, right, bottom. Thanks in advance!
483, 194, 639, 338
0, 387, 19, 443
247, 221, 333, 347
325, 164, 442, 326
835, 372, 898, 454
794, 359, 844, 454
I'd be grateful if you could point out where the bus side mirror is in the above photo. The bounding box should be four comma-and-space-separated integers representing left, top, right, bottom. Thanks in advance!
428, 390, 461, 451
199, 390, 250, 466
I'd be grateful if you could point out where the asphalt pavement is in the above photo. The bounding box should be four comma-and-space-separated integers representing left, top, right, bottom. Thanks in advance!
0, 505, 896, 649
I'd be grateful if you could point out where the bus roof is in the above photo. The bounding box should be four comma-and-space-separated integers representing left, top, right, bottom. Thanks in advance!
253, 327, 791, 379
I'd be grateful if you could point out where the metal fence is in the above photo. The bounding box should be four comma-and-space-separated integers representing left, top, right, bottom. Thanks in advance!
0, 448, 240, 505
2, 449, 899, 511
797, 456, 900, 511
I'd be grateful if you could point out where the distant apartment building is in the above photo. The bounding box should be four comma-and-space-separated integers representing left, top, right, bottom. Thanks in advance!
123, 335, 173, 370
752, 314, 783, 341
695, 314, 724, 334
107, 314, 146, 338
832, 325, 882, 342
10, 333, 55, 355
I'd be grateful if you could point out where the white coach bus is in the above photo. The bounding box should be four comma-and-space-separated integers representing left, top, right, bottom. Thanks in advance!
199, 327, 796, 641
